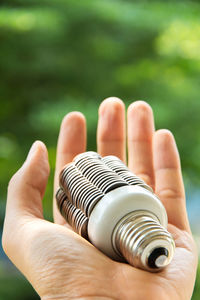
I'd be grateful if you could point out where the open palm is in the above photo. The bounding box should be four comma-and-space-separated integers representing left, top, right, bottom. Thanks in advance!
2, 98, 197, 300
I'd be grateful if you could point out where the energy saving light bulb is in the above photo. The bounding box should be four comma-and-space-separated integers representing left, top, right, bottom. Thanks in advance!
56, 152, 175, 272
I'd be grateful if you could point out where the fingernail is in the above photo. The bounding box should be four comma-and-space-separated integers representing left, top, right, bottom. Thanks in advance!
27, 141, 38, 160
99, 98, 124, 118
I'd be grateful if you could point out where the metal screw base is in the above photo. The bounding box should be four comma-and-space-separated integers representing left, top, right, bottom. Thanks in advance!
113, 210, 175, 272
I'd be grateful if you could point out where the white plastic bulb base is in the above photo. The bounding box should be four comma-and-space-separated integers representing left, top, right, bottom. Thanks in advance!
87, 185, 175, 272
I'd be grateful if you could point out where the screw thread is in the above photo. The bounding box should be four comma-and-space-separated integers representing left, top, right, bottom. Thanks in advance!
114, 211, 175, 271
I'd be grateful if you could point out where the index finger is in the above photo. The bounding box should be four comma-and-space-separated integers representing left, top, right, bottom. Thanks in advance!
53, 112, 86, 224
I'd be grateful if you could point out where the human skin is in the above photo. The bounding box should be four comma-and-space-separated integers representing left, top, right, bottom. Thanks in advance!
2, 98, 198, 300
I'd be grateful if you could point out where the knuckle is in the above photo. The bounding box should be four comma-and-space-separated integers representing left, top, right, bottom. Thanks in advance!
137, 173, 155, 190
8, 170, 21, 191
157, 188, 183, 201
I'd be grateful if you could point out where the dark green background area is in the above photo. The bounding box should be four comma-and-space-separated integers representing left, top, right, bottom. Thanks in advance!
0, 0, 199, 299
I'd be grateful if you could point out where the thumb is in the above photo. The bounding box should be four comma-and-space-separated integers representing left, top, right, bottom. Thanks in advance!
5, 141, 50, 221
2, 141, 50, 274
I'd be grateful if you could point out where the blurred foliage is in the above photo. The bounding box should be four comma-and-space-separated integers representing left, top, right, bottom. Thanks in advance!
0, 0, 200, 299
1, 0, 200, 220
193, 263, 200, 300
0, 267, 39, 300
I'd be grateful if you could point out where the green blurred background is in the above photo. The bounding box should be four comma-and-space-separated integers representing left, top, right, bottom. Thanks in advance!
0, 0, 200, 298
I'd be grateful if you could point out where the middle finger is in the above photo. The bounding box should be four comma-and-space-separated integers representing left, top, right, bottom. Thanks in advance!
127, 101, 155, 190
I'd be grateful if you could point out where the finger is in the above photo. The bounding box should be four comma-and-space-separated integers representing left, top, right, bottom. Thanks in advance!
97, 97, 126, 162
127, 101, 155, 189
53, 112, 86, 224
5, 141, 49, 220
2, 141, 50, 272
153, 129, 190, 232
3, 141, 50, 255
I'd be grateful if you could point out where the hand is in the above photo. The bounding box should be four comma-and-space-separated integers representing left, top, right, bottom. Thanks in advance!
2, 98, 198, 300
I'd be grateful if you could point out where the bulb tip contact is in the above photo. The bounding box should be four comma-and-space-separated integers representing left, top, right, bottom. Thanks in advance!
148, 247, 169, 269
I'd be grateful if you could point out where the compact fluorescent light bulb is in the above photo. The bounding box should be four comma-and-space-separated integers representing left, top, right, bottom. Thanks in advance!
56, 152, 175, 272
